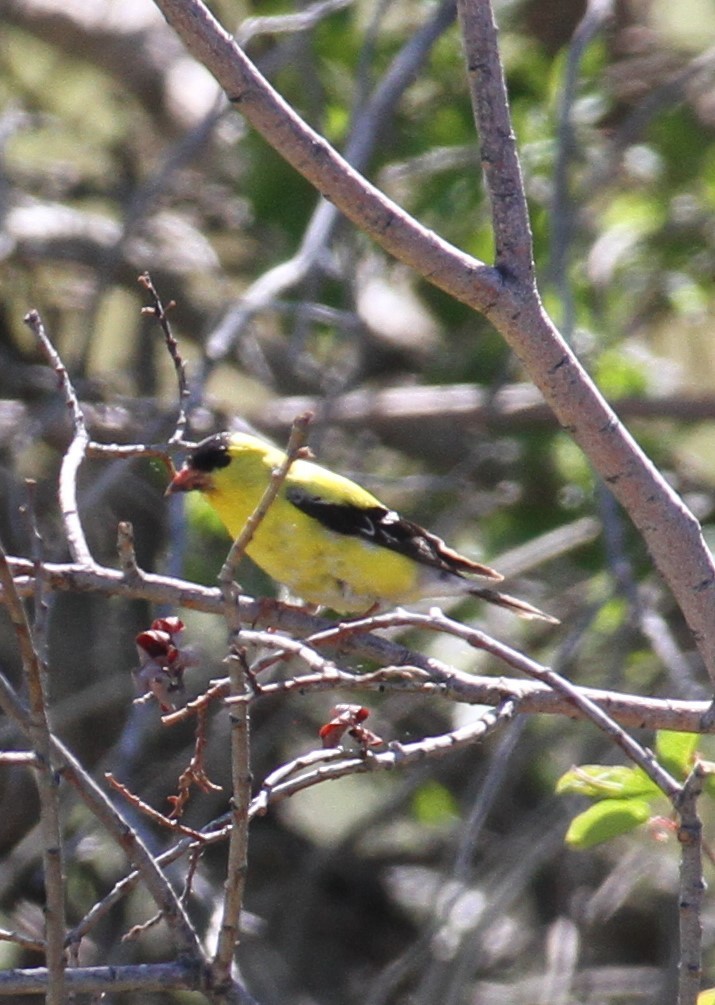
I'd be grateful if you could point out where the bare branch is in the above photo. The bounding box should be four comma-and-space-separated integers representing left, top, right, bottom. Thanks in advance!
0, 961, 202, 995
7, 386, 715, 465
237, 0, 355, 46
0, 543, 66, 1000
457, 0, 533, 283
300, 606, 685, 797
23, 310, 94, 567
0, 926, 45, 954
0, 752, 39, 767
211, 651, 251, 984
138, 271, 190, 443
3, 555, 715, 734
549, 0, 615, 331
20, 480, 52, 659
209, 415, 313, 983
117, 521, 141, 585
218, 408, 313, 594
105, 773, 208, 841
250, 700, 517, 809
676, 764, 706, 1005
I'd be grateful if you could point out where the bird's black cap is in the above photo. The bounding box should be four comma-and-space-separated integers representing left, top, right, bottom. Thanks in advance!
189, 433, 232, 473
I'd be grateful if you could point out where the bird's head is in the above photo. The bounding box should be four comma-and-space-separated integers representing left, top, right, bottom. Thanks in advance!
165, 433, 232, 496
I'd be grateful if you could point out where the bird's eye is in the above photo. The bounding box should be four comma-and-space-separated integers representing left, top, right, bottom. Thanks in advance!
190, 434, 232, 472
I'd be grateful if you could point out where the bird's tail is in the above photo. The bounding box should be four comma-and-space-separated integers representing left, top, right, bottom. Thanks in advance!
468, 586, 559, 623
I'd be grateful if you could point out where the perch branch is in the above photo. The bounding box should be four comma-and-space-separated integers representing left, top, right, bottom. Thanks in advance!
3, 555, 715, 733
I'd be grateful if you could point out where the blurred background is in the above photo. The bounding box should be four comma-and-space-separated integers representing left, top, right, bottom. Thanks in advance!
2, 0, 715, 1001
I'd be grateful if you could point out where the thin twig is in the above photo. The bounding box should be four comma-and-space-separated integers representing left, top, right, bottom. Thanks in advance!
211, 419, 314, 984
237, 0, 354, 45
217, 412, 313, 614
600, 44, 715, 186
123, 910, 165, 943
59, 754, 204, 958
675, 763, 705, 1005
66, 705, 518, 950
211, 651, 251, 984
236, 665, 438, 704
457, 0, 533, 282
105, 773, 209, 841
162, 678, 232, 727
0, 542, 66, 1001
62, 705, 513, 951
549, 0, 614, 331
10, 383, 715, 458
138, 271, 190, 443
250, 700, 518, 810
21, 478, 52, 660
0, 751, 39, 766
0, 926, 45, 953
117, 521, 141, 585
207, 414, 317, 983
225, 626, 340, 681
24, 310, 94, 567
87, 440, 179, 461
360, 606, 685, 799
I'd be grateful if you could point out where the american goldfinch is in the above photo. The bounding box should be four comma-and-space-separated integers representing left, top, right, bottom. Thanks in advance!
167, 432, 557, 622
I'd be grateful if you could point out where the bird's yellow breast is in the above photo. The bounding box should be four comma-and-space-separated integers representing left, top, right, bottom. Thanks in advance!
206, 451, 420, 612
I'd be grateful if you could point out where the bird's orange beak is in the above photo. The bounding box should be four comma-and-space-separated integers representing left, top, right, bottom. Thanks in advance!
165, 467, 213, 496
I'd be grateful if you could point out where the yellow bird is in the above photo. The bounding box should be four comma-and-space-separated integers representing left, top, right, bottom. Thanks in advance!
167, 432, 557, 622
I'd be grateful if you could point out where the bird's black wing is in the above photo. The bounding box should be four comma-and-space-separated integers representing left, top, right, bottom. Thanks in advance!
286, 487, 502, 581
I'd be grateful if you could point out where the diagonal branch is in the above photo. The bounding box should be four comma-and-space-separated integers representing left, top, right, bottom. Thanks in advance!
0, 544, 66, 1002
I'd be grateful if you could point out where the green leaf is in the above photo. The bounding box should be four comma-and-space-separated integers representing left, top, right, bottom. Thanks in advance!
655, 730, 699, 779
565, 799, 652, 849
697, 989, 715, 1005
412, 781, 459, 826
556, 764, 658, 800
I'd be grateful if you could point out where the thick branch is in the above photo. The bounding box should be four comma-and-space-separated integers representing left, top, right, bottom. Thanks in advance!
0, 962, 201, 995
457, 0, 533, 282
